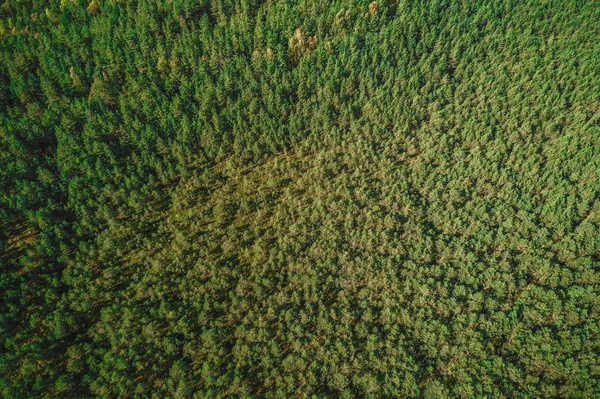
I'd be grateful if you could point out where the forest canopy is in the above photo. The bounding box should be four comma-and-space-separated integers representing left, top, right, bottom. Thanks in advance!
1, 0, 600, 397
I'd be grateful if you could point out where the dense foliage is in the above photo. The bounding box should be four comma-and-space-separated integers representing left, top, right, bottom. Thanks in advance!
2, 0, 600, 397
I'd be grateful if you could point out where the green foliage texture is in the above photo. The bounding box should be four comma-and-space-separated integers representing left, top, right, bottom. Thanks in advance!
1, 0, 600, 397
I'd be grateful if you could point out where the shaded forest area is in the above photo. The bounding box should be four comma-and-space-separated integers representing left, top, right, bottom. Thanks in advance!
2, 0, 600, 397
